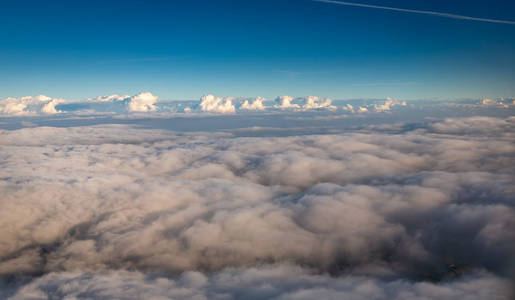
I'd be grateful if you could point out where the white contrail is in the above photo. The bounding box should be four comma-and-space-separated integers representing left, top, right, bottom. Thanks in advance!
313, 0, 515, 25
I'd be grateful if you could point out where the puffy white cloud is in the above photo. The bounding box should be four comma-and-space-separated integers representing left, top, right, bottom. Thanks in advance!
0, 93, 160, 115
126, 92, 158, 112
273, 96, 336, 110
341, 103, 354, 111
340, 103, 370, 113
373, 98, 407, 112
0, 98, 28, 115
302, 96, 336, 110
40, 99, 63, 114
31, 95, 52, 101
275, 95, 300, 109
0, 95, 62, 115
84, 92, 158, 113
241, 97, 266, 110
199, 94, 236, 113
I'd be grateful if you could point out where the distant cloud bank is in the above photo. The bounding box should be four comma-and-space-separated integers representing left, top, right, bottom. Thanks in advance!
2, 93, 513, 117
0, 93, 411, 116
1, 91, 514, 118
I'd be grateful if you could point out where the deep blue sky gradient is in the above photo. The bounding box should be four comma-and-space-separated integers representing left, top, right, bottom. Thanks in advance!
1, 0, 514, 100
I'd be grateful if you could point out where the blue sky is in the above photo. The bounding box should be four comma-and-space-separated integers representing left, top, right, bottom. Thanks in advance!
1, 0, 514, 100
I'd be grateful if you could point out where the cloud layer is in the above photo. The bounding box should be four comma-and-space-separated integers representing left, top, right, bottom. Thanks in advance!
4, 266, 511, 300
3, 92, 514, 117
0, 116, 514, 298
0, 93, 419, 116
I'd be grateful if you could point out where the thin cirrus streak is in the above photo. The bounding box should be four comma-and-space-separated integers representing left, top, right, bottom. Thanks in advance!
313, 0, 515, 25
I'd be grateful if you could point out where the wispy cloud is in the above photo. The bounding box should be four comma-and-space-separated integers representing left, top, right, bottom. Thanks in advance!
313, 0, 515, 25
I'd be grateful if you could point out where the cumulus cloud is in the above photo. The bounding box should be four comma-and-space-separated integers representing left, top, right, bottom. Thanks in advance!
126, 92, 158, 112
0, 93, 160, 115
198, 94, 266, 114
0, 115, 513, 298
275, 95, 299, 109
198, 94, 268, 113
0, 95, 62, 115
241, 97, 267, 110
373, 98, 407, 112
273, 96, 337, 110
480, 98, 514, 108
40, 99, 63, 114
302, 96, 336, 110
341, 103, 354, 111
87, 92, 158, 112
199, 94, 236, 113
340, 103, 370, 113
